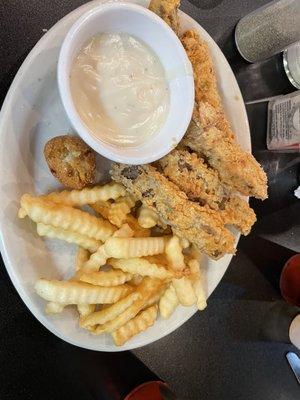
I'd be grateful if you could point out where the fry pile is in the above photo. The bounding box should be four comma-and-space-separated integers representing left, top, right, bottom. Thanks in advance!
18, 183, 206, 346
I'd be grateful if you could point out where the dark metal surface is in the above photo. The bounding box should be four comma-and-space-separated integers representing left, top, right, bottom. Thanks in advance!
0, 1, 300, 399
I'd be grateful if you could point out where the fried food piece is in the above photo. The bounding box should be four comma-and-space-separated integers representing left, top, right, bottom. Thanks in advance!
221, 196, 256, 235
180, 30, 268, 199
94, 278, 163, 334
35, 279, 131, 304
104, 237, 166, 258
110, 164, 235, 259
165, 236, 185, 271
42, 183, 126, 206
172, 277, 196, 306
110, 258, 174, 280
45, 302, 66, 314
81, 292, 141, 328
108, 202, 131, 227
149, 0, 180, 34
112, 305, 158, 346
76, 247, 90, 271
159, 284, 179, 319
44, 135, 96, 189
77, 304, 96, 318
79, 270, 133, 287
159, 149, 225, 208
19, 194, 116, 241
188, 259, 207, 310
184, 123, 268, 200
158, 149, 256, 234
81, 224, 134, 271
181, 31, 232, 134
36, 223, 101, 253
138, 205, 159, 229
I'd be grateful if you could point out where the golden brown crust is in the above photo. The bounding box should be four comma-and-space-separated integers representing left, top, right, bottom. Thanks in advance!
44, 135, 96, 189
183, 124, 268, 200
110, 163, 236, 259
149, 0, 180, 34
181, 30, 222, 110
181, 30, 268, 200
158, 149, 225, 208
158, 149, 256, 234
220, 197, 256, 236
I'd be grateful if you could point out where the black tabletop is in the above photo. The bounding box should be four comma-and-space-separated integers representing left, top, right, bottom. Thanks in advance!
1, 1, 300, 399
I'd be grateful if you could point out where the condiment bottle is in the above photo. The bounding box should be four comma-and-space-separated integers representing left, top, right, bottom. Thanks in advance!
235, 0, 300, 63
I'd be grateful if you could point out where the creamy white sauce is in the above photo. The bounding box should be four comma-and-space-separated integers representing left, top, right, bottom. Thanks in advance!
70, 32, 170, 147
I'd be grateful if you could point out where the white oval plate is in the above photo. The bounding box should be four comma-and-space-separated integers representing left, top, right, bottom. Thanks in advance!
0, 0, 250, 351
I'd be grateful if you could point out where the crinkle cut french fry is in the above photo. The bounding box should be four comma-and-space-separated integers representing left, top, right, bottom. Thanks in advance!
93, 278, 163, 333
113, 223, 134, 239
45, 302, 66, 314
79, 269, 133, 287
143, 286, 166, 309
81, 246, 107, 271
108, 202, 131, 227
188, 259, 207, 310
129, 275, 143, 286
41, 183, 126, 206
125, 215, 151, 237
138, 205, 159, 228
90, 201, 111, 220
81, 292, 141, 327
37, 223, 100, 253
92, 201, 138, 232
115, 195, 136, 208
172, 277, 196, 306
104, 237, 166, 259
77, 304, 96, 317
159, 284, 179, 319
81, 224, 134, 271
112, 305, 158, 346
76, 247, 90, 271
110, 258, 173, 280
165, 236, 185, 271
20, 194, 116, 241
35, 279, 131, 304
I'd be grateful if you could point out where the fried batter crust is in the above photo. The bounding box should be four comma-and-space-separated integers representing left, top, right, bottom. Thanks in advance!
184, 123, 268, 200
110, 163, 236, 259
149, 0, 180, 34
180, 30, 268, 200
158, 149, 256, 235
44, 135, 96, 190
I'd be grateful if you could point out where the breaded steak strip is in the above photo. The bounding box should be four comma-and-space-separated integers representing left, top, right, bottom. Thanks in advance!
158, 149, 256, 235
149, 0, 180, 34
221, 197, 256, 235
180, 30, 268, 200
110, 164, 235, 259
184, 122, 268, 200
158, 149, 226, 208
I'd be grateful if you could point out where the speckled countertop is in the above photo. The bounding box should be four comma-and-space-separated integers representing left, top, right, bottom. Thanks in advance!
0, 1, 299, 399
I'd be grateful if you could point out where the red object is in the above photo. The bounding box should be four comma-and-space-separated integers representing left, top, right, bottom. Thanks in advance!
280, 254, 300, 307
124, 381, 171, 400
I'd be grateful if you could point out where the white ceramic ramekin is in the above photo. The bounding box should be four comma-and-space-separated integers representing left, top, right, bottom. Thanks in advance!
58, 2, 194, 164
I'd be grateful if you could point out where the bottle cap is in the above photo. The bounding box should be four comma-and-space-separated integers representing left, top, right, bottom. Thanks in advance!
283, 42, 300, 89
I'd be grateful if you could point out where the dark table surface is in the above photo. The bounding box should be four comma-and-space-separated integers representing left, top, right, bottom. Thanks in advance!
1, 1, 300, 399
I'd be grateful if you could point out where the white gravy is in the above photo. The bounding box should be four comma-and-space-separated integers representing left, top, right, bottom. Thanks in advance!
70, 32, 170, 147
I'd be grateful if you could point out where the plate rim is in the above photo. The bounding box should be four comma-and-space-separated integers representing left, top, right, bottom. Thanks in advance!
0, 0, 248, 351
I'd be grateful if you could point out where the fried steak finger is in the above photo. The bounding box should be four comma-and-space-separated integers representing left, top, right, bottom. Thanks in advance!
110, 164, 235, 259
149, 0, 180, 34
183, 123, 268, 200
158, 149, 256, 235
181, 30, 268, 200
